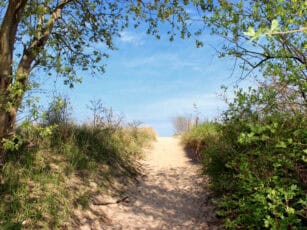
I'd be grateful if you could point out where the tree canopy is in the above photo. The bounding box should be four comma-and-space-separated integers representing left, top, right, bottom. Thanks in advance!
0, 0, 194, 86
0, 0, 198, 155
197, 0, 306, 98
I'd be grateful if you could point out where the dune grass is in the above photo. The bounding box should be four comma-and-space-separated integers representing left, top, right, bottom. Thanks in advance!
181, 122, 220, 161
0, 123, 156, 228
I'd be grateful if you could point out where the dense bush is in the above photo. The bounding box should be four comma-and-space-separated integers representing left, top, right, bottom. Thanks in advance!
182, 87, 306, 229
210, 115, 306, 229
0, 122, 155, 228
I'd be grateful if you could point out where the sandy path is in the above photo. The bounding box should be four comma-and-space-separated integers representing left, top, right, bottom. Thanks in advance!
80, 137, 220, 229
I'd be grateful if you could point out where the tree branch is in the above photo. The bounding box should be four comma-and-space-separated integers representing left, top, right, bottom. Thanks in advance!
268, 27, 307, 35
14, 0, 74, 106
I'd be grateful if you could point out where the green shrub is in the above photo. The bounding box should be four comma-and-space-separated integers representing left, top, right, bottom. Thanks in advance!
210, 114, 306, 229
183, 113, 306, 229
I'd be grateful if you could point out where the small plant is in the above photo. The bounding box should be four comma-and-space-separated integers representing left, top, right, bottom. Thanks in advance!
43, 96, 72, 126
87, 98, 123, 129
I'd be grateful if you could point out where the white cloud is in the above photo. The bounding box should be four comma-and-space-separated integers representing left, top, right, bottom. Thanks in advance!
125, 53, 167, 67
119, 31, 144, 46
123, 53, 209, 73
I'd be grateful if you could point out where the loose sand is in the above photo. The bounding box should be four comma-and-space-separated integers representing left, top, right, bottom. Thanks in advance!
77, 137, 220, 229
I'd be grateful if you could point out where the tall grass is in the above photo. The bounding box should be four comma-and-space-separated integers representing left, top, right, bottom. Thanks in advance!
0, 122, 156, 228
181, 122, 220, 161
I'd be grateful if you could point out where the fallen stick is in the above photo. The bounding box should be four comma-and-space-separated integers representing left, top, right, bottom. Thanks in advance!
92, 196, 129, 206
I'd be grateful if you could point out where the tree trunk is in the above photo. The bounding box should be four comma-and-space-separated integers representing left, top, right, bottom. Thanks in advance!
0, 0, 66, 164
0, 109, 17, 165
0, 0, 28, 164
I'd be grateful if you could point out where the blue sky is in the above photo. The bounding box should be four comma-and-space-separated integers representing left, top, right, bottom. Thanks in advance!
36, 24, 251, 136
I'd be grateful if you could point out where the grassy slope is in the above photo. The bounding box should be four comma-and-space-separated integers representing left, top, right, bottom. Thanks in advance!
0, 124, 156, 229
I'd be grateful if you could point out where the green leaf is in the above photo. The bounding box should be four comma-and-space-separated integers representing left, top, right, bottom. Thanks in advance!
276, 141, 287, 148
287, 138, 293, 144
196, 40, 204, 47
285, 206, 295, 215
36, 5, 46, 14
270, 19, 279, 31
244, 26, 256, 37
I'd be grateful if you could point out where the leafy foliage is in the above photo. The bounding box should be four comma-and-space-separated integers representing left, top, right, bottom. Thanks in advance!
198, 0, 306, 87
43, 96, 72, 125
0, 0, 197, 88
183, 105, 306, 228
182, 1, 306, 228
